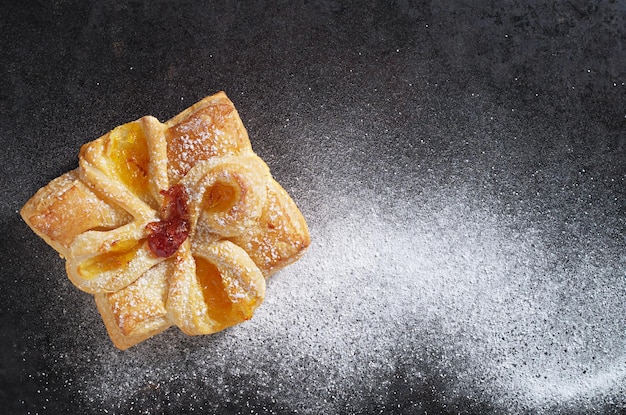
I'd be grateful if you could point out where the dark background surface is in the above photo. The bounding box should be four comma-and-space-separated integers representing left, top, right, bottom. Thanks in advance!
1, 1, 626, 414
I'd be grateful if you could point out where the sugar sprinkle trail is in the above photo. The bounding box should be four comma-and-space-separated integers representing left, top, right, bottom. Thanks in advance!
47, 177, 626, 414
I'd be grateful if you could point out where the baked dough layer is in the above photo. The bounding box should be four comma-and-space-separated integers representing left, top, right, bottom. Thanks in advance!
21, 92, 310, 350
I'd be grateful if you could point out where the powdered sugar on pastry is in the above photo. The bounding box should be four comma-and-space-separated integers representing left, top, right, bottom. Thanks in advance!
20, 91, 310, 350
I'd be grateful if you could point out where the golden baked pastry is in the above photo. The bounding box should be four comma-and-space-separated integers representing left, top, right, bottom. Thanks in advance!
20, 92, 310, 350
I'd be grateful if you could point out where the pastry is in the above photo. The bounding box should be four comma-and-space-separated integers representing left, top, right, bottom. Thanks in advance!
20, 92, 310, 350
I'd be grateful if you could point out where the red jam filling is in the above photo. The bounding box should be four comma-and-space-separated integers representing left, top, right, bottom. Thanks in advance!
146, 184, 190, 258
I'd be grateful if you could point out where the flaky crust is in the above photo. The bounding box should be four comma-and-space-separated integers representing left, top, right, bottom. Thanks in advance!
21, 92, 310, 350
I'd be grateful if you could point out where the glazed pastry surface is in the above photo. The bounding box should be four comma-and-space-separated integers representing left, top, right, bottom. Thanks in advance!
21, 92, 310, 350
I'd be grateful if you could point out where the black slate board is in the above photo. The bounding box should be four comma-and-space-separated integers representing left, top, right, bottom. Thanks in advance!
1, 1, 625, 414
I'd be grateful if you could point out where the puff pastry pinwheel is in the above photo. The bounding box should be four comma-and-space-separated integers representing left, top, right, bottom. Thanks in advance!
20, 92, 310, 350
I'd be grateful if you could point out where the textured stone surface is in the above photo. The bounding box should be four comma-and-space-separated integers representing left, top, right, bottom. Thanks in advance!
1, 1, 625, 414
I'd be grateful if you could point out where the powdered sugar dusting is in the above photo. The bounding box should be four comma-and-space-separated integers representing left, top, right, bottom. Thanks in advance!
167, 102, 250, 183
43, 176, 626, 413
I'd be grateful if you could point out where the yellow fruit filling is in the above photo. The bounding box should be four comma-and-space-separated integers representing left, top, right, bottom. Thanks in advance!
104, 122, 152, 203
203, 181, 239, 214
194, 256, 248, 329
77, 239, 142, 280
